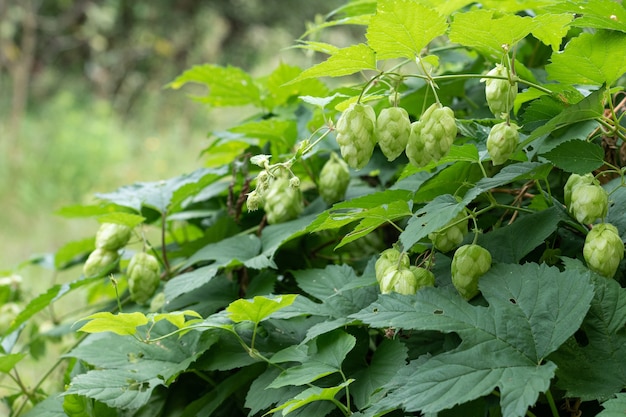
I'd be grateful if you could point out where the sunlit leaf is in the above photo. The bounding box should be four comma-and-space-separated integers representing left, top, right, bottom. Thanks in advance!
289, 44, 376, 83
226, 295, 298, 324
77, 312, 149, 336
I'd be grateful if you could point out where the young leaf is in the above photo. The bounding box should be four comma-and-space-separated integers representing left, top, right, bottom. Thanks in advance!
547, 0, 626, 32
96, 212, 146, 228
267, 380, 353, 416
0, 353, 26, 373
546, 31, 626, 86
449, 10, 536, 57
226, 295, 298, 324
366, 0, 447, 59
168, 64, 261, 107
540, 139, 605, 174
531, 13, 574, 50
289, 44, 376, 83
353, 263, 594, 417
77, 312, 149, 336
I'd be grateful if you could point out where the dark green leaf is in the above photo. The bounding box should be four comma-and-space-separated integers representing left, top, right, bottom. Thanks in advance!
540, 140, 605, 174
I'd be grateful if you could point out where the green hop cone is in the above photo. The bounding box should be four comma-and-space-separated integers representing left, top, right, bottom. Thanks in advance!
482, 64, 517, 117
569, 183, 608, 224
451, 244, 492, 300
318, 152, 351, 204
335, 103, 377, 170
95, 223, 132, 250
263, 176, 303, 224
428, 211, 469, 252
486, 122, 520, 165
83, 248, 119, 277
375, 248, 410, 283
128, 252, 161, 305
379, 268, 409, 294
408, 266, 435, 290
406, 103, 457, 167
376, 107, 411, 161
583, 223, 624, 278
563, 173, 594, 207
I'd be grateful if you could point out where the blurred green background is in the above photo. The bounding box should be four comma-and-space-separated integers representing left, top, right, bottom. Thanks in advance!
0, 0, 348, 270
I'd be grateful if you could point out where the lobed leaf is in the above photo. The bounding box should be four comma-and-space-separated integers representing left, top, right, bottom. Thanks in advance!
289, 44, 376, 83
77, 312, 149, 336
540, 139, 605, 174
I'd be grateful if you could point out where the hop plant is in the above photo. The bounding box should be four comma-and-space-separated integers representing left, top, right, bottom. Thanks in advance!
583, 223, 624, 278
83, 248, 119, 277
128, 252, 161, 305
379, 268, 412, 294
451, 244, 492, 300
486, 122, 520, 165
408, 266, 435, 291
406, 103, 457, 167
376, 107, 411, 161
318, 152, 351, 204
95, 223, 132, 251
569, 182, 608, 224
564, 173, 594, 207
429, 211, 469, 253
375, 248, 410, 282
335, 103, 377, 170
263, 175, 303, 224
482, 64, 517, 117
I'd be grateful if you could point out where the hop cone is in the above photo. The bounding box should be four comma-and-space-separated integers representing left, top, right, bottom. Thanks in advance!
486, 122, 519, 165
583, 223, 624, 278
319, 152, 350, 204
564, 173, 594, 207
375, 248, 410, 283
409, 266, 435, 290
264, 176, 303, 224
83, 248, 119, 277
429, 211, 469, 252
335, 103, 377, 170
451, 244, 492, 300
377, 107, 411, 161
406, 103, 457, 166
128, 252, 161, 305
483, 64, 517, 117
95, 223, 132, 250
569, 183, 608, 224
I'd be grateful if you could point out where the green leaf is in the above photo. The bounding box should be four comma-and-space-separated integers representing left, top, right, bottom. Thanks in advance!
546, 31, 626, 86
264, 63, 329, 109
54, 238, 94, 270
449, 10, 536, 57
77, 312, 149, 336
0, 352, 26, 373
22, 395, 66, 417
290, 44, 376, 83
547, 0, 626, 32
353, 263, 594, 417
551, 259, 626, 400
268, 380, 353, 416
598, 394, 626, 417
151, 310, 202, 329
168, 64, 261, 107
226, 295, 298, 324
268, 330, 356, 388
96, 212, 146, 228
366, 0, 447, 59
229, 119, 298, 155
540, 139, 605, 174
531, 13, 574, 50
411, 162, 483, 203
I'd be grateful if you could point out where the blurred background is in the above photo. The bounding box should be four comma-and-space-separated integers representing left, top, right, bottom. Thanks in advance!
0, 0, 348, 270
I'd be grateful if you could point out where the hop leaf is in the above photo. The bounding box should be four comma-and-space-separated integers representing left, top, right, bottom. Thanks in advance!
335, 103, 377, 170
564, 173, 594, 207
451, 244, 492, 300
482, 64, 517, 117
95, 223, 132, 251
83, 248, 119, 277
263, 176, 303, 224
583, 223, 625, 278
569, 183, 608, 224
486, 121, 520, 165
428, 211, 469, 253
128, 252, 161, 305
318, 152, 351, 204
406, 103, 457, 167
377, 107, 411, 161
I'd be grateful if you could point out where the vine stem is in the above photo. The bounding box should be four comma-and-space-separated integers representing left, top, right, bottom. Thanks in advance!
545, 389, 560, 417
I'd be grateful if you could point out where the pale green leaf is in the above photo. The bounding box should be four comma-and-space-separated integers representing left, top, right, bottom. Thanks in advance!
366, 0, 447, 59
449, 9, 536, 57
0, 353, 26, 373
22, 395, 66, 417
599, 394, 626, 417
54, 238, 94, 270
226, 295, 298, 324
290, 44, 376, 83
77, 312, 149, 336
151, 310, 202, 329
540, 139, 605, 174
547, 31, 626, 86
263, 62, 329, 109
354, 263, 594, 417
531, 13, 574, 50
96, 212, 146, 228
168, 64, 261, 107
268, 380, 353, 416
547, 0, 626, 32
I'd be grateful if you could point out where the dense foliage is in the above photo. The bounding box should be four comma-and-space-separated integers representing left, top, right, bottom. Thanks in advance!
2, 0, 626, 416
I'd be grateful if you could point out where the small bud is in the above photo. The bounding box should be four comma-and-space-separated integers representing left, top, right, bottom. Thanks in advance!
250, 154, 271, 168
246, 191, 262, 211
289, 176, 301, 188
